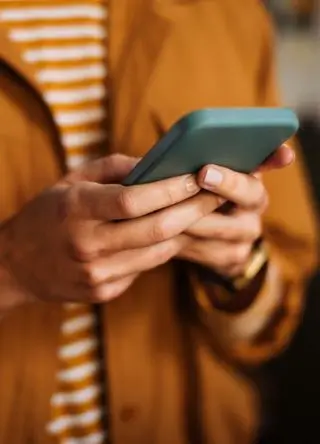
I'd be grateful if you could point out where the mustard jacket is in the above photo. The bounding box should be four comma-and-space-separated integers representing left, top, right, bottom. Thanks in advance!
0, 1, 317, 443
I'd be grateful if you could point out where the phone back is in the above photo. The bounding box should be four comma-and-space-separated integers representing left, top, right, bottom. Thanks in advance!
123, 108, 299, 186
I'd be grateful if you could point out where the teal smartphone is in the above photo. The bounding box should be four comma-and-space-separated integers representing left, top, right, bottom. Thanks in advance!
123, 108, 299, 186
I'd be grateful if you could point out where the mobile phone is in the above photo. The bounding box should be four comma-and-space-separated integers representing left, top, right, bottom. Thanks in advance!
123, 108, 299, 186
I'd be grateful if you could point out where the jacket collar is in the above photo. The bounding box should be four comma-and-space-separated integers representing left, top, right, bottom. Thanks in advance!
0, 26, 68, 171
109, 0, 173, 150
0, 27, 42, 94
0, 0, 174, 154
0, 0, 173, 106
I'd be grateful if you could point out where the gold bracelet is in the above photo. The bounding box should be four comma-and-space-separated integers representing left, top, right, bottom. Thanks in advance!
231, 241, 268, 291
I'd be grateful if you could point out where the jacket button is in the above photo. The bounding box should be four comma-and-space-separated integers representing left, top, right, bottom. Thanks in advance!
119, 405, 139, 423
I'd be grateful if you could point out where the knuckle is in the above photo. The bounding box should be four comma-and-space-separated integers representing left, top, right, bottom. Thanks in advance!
70, 235, 96, 262
252, 216, 263, 240
215, 196, 225, 208
218, 255, 231, 269
212, 225, 226, 240
64, 183, 82, 217
150, 217, 173, 243
107, 285, 125, 301
241, 213, 262, 241
255, 181, 268, 209
70, 242, 88, 262
154, 241, 178, 265
163, 184, 177, 207
233, 244, 251, 265
105, 154, 127, 172
181, 241, 199, 261
219, 256, 231, 269
227, 264, 245, 278
88, 283, 124, 303
226, 172, 240, 195
81, 263, 100, 287
116, 188, 137, 218
226, 228, 240, 242
64, 182, 99, 220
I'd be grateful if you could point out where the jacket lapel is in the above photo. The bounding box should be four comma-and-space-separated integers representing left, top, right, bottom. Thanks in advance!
110, 0, 173, 152
0, 0, 174, 160
0, 27, 40, 92
0, 27, 66, 171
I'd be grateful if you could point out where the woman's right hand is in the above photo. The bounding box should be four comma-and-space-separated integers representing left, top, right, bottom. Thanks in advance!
0, 154, 219, 305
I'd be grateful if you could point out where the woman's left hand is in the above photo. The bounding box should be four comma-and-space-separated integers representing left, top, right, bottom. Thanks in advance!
178, 144, 295, 277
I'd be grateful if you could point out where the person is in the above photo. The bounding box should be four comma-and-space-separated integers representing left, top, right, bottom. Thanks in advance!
0, 1, 317, 443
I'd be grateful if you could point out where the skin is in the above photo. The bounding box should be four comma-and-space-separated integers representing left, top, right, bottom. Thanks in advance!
0, 145, 294, 312
179, 144, 295, 277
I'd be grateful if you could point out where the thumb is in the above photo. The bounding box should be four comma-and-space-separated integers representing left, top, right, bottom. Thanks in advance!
256, 144, 295, 173
63, 154, 140, 185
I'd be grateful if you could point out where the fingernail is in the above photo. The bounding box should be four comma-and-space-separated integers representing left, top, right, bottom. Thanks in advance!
280, 144, 295, 165
185, 176, 200, 193
286, 148, 295, 164
203, 168, 223, 188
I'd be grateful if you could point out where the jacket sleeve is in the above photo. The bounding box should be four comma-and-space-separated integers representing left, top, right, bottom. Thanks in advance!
190, 5, 319, 365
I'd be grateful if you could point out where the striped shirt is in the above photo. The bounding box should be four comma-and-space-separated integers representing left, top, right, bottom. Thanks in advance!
0, 1, 108, 442
0, 0, 109, 169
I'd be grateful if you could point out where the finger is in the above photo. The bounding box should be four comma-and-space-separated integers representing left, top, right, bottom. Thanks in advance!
256, 144, 295, 173
65, 273, 139, 303
77, 237, 185, 288
64, 154, 140, 185
185, 211, 262, 242
86, 273, 139, 302
94, 191, 220, 252
180, 239, 252, 272
197, 165, 268, 211
67, 174, 200, 221
214, 263, 249, 278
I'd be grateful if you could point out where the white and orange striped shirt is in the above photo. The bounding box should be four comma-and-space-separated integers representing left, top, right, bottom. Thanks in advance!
0, 1, 108, 442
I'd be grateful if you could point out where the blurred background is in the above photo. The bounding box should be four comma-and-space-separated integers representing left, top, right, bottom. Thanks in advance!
260, 2, 320, 443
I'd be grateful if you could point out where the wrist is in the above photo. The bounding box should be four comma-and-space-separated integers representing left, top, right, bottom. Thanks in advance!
0, 221, 30, 314
195, 262, 284, 343
202, 262, 268, 313
196, 240, 269, 313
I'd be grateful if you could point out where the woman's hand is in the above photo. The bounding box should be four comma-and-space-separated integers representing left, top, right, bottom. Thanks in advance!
178, 144, 295, 277
0, 144, 294, 310
0, 154, 223, 306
